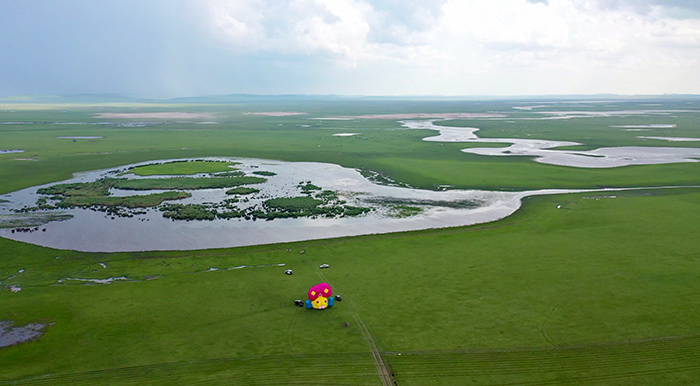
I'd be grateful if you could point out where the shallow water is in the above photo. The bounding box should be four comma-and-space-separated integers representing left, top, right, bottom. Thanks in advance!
402, 120, 700, 168
0, 321, 45, 348
612, 124, 677, 129
637, 136, 700, 142
0, 157, 587, 252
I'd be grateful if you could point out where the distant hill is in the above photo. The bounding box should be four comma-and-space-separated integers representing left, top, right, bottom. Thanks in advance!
0, 94, 153, 104
2, 93, 699, 104
166, 94, 351, 104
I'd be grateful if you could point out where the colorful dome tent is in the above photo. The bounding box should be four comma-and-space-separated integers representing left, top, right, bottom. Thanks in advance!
306, 282, 334, 310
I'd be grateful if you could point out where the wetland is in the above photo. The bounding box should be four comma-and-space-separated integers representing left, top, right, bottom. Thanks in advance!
1, 157, 576, 252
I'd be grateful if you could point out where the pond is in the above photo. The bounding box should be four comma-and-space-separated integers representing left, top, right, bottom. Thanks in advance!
0, 321, 46, 348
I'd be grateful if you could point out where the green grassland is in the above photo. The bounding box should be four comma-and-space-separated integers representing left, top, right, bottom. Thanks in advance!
265, 196, 323, 210
226, 187, 259, 195
123, 160, 240, 176
1, 98, 700, 384
111, 175, 266, 190
2, 100, 700, 194
60, 191, 191, 209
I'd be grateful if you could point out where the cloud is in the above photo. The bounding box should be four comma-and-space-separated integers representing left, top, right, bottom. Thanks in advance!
1, 0, 699, 97
203, 0, 700, 72
111, 0, 700, 95
657, 0, 700, 10
573, 0, 700, 16
364, 0, 448, 45
204, 0, 375, 66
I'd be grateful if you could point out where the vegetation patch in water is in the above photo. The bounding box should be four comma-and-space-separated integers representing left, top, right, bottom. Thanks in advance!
32, 178, 194, 213
299, 182, 322, 193
256, 189, 371, 220
365, 197, 480, 209
30, 175, 265, 218
121, 160, 240, 176
59, 191, 191, 209
265, 196, 323, 211
226, 187, 260, 195
252, 171, 276, 176
161, 204, 221, 221
0, 212, 73, 229
358, 169, 411, 188
387, 205, 423, 218
37, 179, 114, 197
112, 176, 266, 190
37, 175, 266, 201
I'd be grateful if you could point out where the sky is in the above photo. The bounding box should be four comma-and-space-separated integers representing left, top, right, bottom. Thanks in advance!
1, 0, 699, 98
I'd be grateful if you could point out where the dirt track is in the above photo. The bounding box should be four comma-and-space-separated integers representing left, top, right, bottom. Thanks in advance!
315, 268, 395, 385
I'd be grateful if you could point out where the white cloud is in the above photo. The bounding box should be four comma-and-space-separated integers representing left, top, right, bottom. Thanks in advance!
414, 0, 700, 94
9, 0, 696, 96
203, 0, 700, 65
207, 0, 266, 49
205, 0, 376, 66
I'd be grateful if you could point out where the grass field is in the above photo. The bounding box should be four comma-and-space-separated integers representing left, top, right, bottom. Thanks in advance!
111, 176, 267, 190
123, 160, 240, 176
1, 97, 699, 384
60, 190, 191, 209
2, 99, 700, 195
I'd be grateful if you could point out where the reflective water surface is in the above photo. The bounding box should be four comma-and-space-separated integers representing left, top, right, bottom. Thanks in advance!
403, 120, 700, 168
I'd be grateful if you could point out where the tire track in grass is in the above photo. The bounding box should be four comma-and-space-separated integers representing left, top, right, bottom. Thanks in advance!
539, 304, 559, 347
353, 315, 393, 386
316, 267, 394, 386
388, 333, 700, 384
0, 353, 379, 386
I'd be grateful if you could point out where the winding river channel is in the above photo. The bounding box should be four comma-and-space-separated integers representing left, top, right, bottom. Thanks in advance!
0, 157, 598, 252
